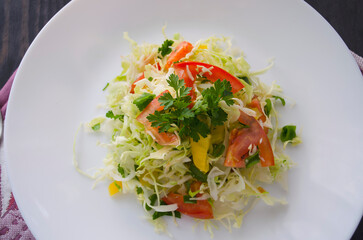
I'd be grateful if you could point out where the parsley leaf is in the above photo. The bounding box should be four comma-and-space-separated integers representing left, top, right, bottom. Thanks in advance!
133, 93, 156, 111
147, 76, 234, 142
167, 73, 184, 91
199, 79, 233, 125
189, 162, 208, 182
148, 111, 174, 133
211, 144, 225, 157
179, 117, 210, 142
106, 110, 124, 121
158, 92, 174, 110
158, 39, 174, 57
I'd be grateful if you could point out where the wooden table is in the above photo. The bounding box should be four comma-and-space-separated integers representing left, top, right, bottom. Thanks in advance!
0, 0, 362, 239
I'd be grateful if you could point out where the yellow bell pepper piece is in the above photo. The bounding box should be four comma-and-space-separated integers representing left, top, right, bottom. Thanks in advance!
198, 44, 208, 50
108, 181, 122, 196
191, 135, 211, 173
211, 126, 225, 144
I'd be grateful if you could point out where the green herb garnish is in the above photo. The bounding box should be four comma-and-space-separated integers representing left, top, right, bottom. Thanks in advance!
117, 164, 126, 178
106, 110, 124, 121
189, 163, 208, 182
133, 93, 156, 111
245, 150, 260, 168
158, 39, 174, 57
273, 95, 286, 106
136, 187, 143, 195
152, 209, 181, 220
102, 83, 109, 91
183, 195, 197, 204
264, 99, 272, 117
211, 144, 225, 157
280, 125, 297, 142
145, 194, 157, 211
91, 123, 100, 131
237, 76, 251, 85
147, 74, 234, 142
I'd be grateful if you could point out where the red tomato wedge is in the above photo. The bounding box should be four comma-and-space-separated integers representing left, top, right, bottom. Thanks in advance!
224, 110, 274, 168
164, 41, 193, 70
162, 193, 213, 219
247, 96, 270, 133
248, 97, 266, 122
130, 63, 161, 94
174, 62, 244, 94
130, 73, 144, 94
136, 91, 180, 146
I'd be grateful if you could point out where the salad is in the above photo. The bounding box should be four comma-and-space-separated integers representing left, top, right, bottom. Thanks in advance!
81, 32, 301, 234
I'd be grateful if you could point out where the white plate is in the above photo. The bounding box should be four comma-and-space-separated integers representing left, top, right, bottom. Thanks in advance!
4, 0, 363, 239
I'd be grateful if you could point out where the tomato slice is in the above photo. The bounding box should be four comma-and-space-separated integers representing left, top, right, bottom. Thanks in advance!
162, 193, 213, 219
224, 110, 274, 168
173, 63, 196, 101
248, 97, 266, 122
130, 73, 144, 94
136, 91, 180, 146
130, 64, 161, 94
247, 96, 269, 133
173, 61, 244, 94
164, 41, 193, 70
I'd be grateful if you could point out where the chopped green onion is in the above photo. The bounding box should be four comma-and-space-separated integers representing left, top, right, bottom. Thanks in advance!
273, 96, 286, 106
183, 195, 197, 204
152, 210, 181, 220
280, 125, 297, 142
114, 182, 122, 191
136, 187, 143, 195
133, 93, 156, 111
237, 76, 251, 85
188, 189, 200, 198
102, 83, 109, 91
264, 99, 272, 117
189, 163, 208, 182
117, 164, 126, 178
245, 150, 260, 168
91, 123, 100, 131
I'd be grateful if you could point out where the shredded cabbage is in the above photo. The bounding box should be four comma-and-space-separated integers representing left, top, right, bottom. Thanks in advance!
79, 31, 300, 235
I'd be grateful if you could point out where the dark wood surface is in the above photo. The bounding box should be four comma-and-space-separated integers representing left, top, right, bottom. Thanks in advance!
0, 0, 362, 239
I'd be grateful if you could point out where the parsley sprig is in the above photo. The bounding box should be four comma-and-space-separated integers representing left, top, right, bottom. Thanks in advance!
147, 74, 234, 142
195, 79, 234, 125
158, 39, 174, 57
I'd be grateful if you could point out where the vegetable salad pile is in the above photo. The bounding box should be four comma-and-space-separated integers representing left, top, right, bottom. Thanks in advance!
85, 32, 300, 234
